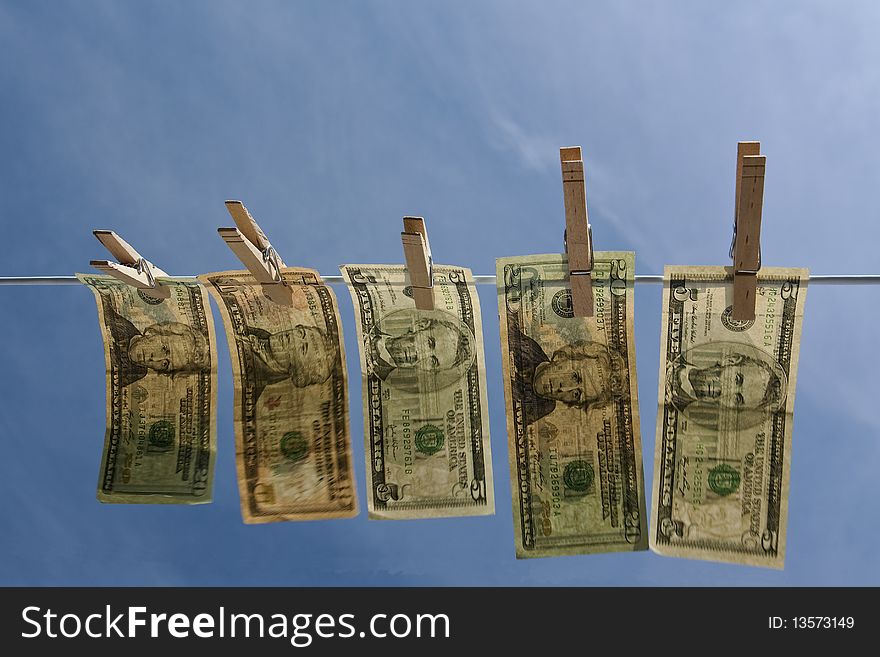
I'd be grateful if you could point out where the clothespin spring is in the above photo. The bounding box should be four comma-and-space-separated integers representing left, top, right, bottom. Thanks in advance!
262, 245, 286, 285
135, 258, 158, 288
729, 223, 761, 274
564, 226, 594, 275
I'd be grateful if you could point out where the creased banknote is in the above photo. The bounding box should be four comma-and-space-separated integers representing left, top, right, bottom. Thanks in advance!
650, 266, 808, 568
200, 268, 357, 523
497, 252, 647, 557
79, 274, 217, 504
340, 264, 494, 519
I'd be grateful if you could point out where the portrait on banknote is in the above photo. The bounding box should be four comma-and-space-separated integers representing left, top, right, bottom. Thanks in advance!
365, 309, 476, 393
103, 307, 211, 384
508, 316, 625, 426
667, 341, 787, 428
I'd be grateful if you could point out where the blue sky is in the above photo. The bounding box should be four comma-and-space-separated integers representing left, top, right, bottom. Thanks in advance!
1, 0, 878, 585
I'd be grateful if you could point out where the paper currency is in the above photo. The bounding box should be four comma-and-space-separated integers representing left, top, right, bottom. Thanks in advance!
340, 264, 494, 519
79, 274, 217, 504
200, 268, 357, 523
649, 266, 808, 568
497, 252, 647, 557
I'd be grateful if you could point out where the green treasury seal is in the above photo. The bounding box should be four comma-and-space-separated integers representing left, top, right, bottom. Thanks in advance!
414, 424, 445, 456
708, 463, 741, 496
280, 431, 309, 462
563, 460, 594, 493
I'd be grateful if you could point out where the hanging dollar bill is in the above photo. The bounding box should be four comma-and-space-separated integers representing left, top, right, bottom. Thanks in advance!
200, 268, 357, 523
497, 252, 647, 558
79, 274, 217, 504
649, 266, 808, 568
340, 265, 494, 519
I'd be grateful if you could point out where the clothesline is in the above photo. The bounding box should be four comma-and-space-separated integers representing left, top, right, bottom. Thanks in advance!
1, 274, 880, 286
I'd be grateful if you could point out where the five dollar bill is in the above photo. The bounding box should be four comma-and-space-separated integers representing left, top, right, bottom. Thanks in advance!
649, 266, 808, 568
341, 264, 495, 519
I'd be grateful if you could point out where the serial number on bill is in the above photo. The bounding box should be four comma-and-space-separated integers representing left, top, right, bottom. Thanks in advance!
769, 616, 855, 630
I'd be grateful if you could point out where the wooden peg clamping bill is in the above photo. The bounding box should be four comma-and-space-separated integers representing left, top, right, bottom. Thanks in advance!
731, 142, 765, 321
401, 216, 434, 310
90, 230, 171, 299
560, 146, 594, 317
218, 200, 292, 305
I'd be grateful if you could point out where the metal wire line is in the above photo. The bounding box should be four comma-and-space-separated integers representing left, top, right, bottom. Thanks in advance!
1, 275, 880, 286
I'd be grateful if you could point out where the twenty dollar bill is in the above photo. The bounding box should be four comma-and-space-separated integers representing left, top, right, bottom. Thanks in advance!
79, 274, 217, 504
497, 252, 647, 557
341, 265, 494, 519
200, 268, 357, 523
650, 266, 808, 568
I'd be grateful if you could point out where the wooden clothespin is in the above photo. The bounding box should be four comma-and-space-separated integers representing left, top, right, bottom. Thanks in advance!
560, 146, 594, 317
730, 141, 766, 321
218, 200, 293, 305
91, 230, 170, 299
401, 216, 434, 310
